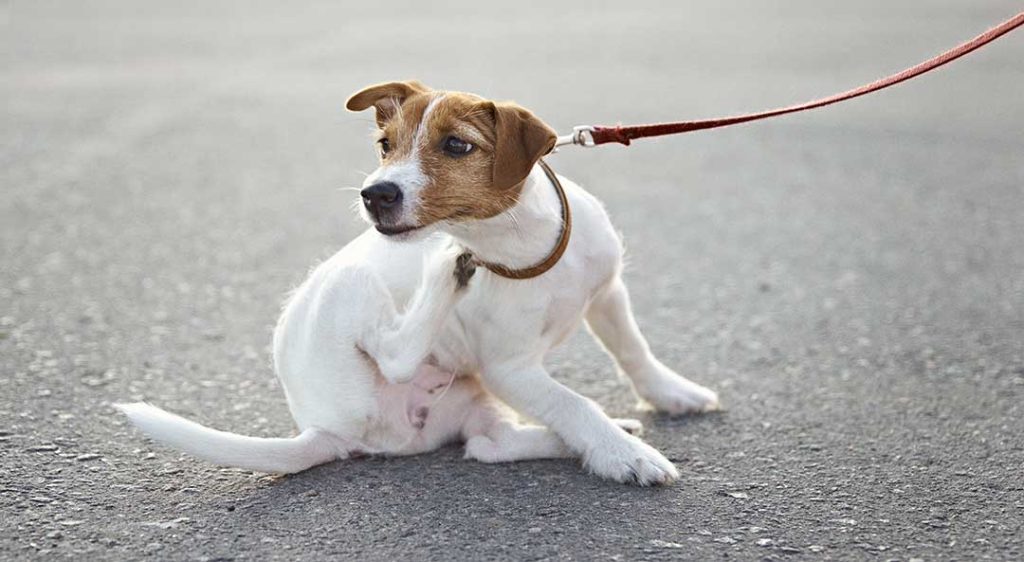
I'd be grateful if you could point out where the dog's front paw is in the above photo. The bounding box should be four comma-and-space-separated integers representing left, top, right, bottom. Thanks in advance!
635, 363, 720, 415
453, 251, 476, 289
584, 435, 678, 486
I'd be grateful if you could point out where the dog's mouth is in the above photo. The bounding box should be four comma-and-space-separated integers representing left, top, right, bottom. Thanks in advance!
375, 224, 423, 236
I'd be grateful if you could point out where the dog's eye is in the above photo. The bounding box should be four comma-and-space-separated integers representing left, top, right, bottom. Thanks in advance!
442, 136, 474, 157
377, 138, 391, 158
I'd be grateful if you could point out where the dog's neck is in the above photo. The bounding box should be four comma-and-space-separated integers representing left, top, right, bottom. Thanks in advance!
443, 164, 562, 273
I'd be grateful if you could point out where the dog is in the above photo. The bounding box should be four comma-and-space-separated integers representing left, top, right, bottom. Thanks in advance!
118, 80, 719, 485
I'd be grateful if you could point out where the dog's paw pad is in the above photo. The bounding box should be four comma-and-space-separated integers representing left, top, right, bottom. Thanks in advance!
453, 251, 477, 289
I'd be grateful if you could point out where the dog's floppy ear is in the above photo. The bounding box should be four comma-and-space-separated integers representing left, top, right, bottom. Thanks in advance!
345, 80, 431, 127
486, 101, 558, 191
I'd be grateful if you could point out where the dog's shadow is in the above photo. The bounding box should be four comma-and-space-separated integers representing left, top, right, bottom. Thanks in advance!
214, 411, 726, 550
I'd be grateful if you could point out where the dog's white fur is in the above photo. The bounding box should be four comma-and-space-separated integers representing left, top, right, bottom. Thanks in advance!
119, 92, 719, 485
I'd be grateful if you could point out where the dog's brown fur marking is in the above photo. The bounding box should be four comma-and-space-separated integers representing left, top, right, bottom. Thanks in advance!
345, 81, 557, 228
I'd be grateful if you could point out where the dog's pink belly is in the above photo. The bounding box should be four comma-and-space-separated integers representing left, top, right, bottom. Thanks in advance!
374, 364, 455, 435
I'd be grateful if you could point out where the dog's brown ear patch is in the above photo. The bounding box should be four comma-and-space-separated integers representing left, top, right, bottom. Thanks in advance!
345, 80, 431, 126
488, 102, 557, 191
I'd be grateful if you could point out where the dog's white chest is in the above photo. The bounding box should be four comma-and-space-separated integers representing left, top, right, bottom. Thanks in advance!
424, 269, 590, 375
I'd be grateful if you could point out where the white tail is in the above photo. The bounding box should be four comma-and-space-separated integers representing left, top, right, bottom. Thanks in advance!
116, 402, 343, 474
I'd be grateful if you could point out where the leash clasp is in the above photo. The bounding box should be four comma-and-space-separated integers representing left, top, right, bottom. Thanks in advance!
554, 126, 596, 149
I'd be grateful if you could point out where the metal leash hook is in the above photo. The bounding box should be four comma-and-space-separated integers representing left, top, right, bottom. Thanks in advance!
552, 125, 596, 151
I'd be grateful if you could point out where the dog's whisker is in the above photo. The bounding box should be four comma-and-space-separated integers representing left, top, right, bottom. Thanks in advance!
347, 198, 365, 215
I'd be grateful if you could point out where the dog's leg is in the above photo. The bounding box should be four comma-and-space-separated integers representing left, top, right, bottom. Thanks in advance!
459, 392, 645, 464
464, 424, 569, 463
362, 245, 475, 384
480, 362, 678, 485
463, 417, 642, 463
585, 277, 719, 414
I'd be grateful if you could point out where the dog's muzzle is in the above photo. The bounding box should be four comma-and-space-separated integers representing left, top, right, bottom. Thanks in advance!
360, 181, 421, 236
360, 181, 402, 221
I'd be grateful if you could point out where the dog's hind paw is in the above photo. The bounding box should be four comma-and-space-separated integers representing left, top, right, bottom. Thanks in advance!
612, 418, 644, 435
464, 435, 499, 463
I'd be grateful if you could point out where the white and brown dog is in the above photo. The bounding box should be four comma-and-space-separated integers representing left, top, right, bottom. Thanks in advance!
118, 81, 719, 486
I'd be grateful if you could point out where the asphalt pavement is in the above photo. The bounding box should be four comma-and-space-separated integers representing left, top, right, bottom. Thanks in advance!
2, 1, 1022, 560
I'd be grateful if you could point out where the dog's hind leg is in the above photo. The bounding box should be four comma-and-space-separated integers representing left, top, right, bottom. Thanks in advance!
464, 424, 569, 463
463, 417, 645, 464
585, 276, 719, 415
360, 245, 475, 384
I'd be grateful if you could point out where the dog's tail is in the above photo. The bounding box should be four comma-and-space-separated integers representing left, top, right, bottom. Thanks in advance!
115, 402, 343, 474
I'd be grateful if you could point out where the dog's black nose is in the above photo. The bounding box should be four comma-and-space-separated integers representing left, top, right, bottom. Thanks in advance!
360, 182, 403, 218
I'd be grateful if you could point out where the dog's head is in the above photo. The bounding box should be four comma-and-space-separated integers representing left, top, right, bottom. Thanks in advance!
346, 80, 557, 237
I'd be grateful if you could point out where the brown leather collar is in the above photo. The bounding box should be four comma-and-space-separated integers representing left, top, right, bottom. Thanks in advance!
479, 159, 571, 280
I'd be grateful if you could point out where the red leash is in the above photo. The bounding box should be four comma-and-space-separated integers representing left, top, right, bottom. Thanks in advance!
555, 12, 1024, 148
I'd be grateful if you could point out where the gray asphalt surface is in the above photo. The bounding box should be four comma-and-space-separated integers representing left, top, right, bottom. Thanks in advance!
3, 1, 1023, 560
